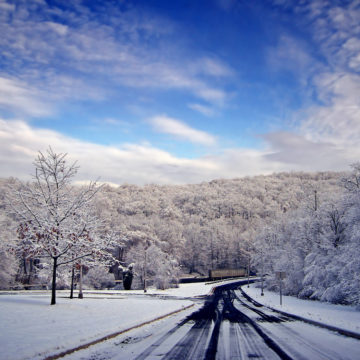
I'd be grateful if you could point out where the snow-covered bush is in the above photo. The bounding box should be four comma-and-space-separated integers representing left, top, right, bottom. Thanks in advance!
83, 267, 115, 289
0, 250, 17, 289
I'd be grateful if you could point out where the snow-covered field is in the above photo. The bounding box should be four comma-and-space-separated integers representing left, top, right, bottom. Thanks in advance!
1, 280, 360, 360
242, 282, 360, 334
0, 282, 218, 360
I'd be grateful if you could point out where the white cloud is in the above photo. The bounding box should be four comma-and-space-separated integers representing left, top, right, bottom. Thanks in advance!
0, 118, 279, 185
263, 131, 355, 171
149, 115, 217, 146
0, 118, 219, 184
1, 118, 357, 185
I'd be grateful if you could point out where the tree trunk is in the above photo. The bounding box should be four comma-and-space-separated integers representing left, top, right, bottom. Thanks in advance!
23, 257, 28, 275
78, 264, 83, 299
51, 257, 58, 305
70, 266, 75, 299
143, 250, 147, 293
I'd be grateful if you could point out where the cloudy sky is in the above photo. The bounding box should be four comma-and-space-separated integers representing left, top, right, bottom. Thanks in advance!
1, 0, 360, 185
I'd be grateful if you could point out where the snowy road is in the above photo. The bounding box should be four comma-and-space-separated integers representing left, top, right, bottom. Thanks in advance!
66, 281, 360, 360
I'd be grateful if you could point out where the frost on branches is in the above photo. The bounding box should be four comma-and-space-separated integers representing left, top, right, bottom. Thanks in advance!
7, 148, 116, 305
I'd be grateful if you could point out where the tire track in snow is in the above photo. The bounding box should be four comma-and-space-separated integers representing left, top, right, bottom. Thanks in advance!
233, 289, 360, 360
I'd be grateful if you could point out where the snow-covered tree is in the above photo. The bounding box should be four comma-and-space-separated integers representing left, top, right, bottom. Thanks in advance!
7, 148, 112, 305
0, 209, 18, 288
251, 165, 360, 305
126, 242, 179, 290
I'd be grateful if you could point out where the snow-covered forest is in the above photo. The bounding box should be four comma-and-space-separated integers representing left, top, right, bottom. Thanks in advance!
253, 163, 360, 306
1, 150, 359, 305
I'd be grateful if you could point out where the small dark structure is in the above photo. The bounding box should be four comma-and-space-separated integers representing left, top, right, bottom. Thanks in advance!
123, 265, 133, 290
208, 268, 246, 280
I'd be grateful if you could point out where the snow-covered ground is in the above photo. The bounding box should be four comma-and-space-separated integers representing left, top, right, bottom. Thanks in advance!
242, 282, 360, 334
0, 282, 216, 360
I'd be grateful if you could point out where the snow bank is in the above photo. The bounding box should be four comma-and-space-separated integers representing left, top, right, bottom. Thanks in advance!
242, 283, 360, 334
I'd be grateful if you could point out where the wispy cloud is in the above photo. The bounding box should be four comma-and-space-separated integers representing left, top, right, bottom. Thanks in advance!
149, 115, 217, 146
0, 77, 53, 117
267, 34, 315, 76
301, 72, 360, 148
188, 103, 216, 117
101, 118, 128, 126
0, 0, 232, 119
195, 57, 234, 77
0, 1, 14, 11
116, 62, 229, 105
215, 0, 238, 12
269, 0, 360, 170
45, 21, 68, 36
299, 2, 360, 156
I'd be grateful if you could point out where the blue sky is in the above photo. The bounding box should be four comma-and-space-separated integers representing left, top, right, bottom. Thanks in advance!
1, 0, 360, 185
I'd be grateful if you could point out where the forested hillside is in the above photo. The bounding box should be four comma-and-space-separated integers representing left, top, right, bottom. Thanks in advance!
0, 170, 347, 296
94, 171, 343, 276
